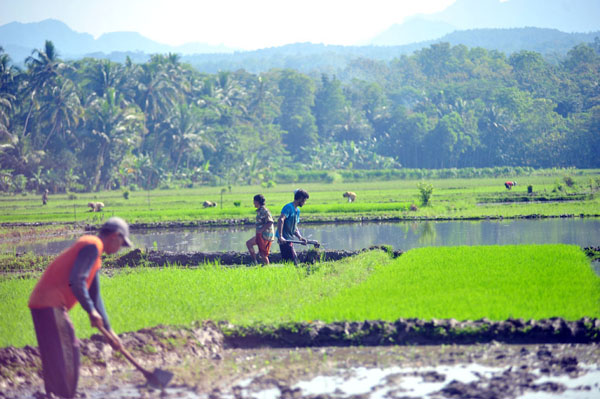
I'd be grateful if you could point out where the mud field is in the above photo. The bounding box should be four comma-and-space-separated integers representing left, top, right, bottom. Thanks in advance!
1, 320, 599, 399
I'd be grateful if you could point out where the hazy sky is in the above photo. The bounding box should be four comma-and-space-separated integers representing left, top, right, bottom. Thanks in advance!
0, 0, 458, 49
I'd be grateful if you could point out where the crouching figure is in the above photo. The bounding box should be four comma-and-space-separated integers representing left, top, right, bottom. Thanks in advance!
342, 191, 357, 203
504, 181, 517, 190
87, 202, 104, 212
203, 200, 217, 208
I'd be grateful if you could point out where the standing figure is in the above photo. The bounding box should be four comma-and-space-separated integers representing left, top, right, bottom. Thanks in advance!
246, 194, 275, 264
42, 189, 49, 205
28, 217, 132, 398
276, 189, 310, 265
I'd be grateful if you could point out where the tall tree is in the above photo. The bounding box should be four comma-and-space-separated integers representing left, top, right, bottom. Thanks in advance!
276, 69, 317, 161
313, 75, 346, 139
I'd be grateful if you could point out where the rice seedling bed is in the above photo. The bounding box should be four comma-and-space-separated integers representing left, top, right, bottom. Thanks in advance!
1, 244, 597, 348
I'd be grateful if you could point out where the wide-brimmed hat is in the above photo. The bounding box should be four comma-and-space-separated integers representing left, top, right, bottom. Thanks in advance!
101, 216, 132, 247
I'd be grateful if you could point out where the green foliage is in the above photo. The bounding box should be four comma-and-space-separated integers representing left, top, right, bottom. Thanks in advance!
1, 245, 598, 347
1, 40, 599, 193
417, 182, 434, 206
295, 244, 600, 321
563, 175, 575, 188
0, 172, 599, 225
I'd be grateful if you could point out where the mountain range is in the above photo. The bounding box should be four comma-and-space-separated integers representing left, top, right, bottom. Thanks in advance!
369, 0, 600, 46
1, 0, 599, 73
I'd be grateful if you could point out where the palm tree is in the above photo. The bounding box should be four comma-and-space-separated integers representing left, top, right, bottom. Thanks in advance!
84, 88, 145, 191
22, 41, 69, 139
164, 102, 208, 173
39, 77, 83, 151
0, 48, 17, 144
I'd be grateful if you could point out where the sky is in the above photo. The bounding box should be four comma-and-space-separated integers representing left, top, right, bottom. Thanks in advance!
0, 0, 458, 50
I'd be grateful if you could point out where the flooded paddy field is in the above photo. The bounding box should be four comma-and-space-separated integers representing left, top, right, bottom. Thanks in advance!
5, 218, 600, 255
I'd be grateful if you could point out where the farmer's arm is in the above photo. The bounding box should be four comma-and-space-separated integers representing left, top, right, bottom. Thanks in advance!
88, 274, 122, 349
277, 214, 286, 243
88, 274, 111, 330
68, 244, 106, 328
294, 227, 307, 244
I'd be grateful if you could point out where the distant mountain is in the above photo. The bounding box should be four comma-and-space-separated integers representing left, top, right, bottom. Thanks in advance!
180, 28, 600, 74
1, 19, 599, 76
0, 19, 234, 63
369, 18, 456, 46
369, 0, 600, 46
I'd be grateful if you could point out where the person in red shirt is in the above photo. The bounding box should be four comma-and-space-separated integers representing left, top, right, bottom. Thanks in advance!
28, 217, 132, 398
504, 181, 516, 190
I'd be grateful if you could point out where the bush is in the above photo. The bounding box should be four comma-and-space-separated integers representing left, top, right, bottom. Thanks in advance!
563, 176, 575, 188
417, 182, 434, 206
233, 201, 241, 207
123, 191, 130, 200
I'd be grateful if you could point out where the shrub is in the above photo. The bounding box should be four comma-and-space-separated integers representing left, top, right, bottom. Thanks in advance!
123, 191, 130, 200
233, 201, 241, 207
417, 182, 434, 206
563, 176, 575, 188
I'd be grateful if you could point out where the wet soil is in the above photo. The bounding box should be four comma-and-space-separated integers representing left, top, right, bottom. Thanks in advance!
1, 319, 599, 399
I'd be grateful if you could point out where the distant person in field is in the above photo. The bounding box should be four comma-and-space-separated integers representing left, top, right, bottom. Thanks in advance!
276, 189, 310, 265
28, 217, 132, 398
42, 189, 49, 205
504, 181, 517, 190
246, 194, 275, 265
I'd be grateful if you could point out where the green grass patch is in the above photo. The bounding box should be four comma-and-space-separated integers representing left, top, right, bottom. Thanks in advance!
1, 172, 599, 225
297, 244, 600, 321
1, 245, 598, 348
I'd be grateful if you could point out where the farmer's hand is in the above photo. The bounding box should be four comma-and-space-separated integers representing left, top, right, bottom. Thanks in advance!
278, 236, 286, 244
89, 309, 104, 329
300, 237, 308, 245
107, 329, 123, 351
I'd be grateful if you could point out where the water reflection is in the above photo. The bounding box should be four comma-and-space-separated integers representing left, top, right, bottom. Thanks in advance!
5, 218, 600, 256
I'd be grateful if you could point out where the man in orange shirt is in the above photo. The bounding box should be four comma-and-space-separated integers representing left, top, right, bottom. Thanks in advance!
28, 216, 132, 398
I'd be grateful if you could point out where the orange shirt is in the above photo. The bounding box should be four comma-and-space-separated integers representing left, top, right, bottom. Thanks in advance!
29, 235, 103, 310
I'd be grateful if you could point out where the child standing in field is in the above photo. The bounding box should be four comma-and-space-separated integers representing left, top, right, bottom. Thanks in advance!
246, 194, 275, 264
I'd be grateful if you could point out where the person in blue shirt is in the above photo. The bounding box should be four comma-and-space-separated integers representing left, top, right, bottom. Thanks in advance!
276, 189, 309, 265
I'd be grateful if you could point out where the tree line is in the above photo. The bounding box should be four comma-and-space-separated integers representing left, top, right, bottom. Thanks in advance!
0, 39, 599, 193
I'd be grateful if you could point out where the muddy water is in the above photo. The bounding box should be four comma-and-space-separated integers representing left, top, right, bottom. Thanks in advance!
8, 218, 600, 255
11, 344, 600, 399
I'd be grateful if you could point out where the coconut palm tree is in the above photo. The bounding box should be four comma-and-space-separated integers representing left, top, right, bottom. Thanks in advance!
21, 41, 70, 140
39, 77, 83, 151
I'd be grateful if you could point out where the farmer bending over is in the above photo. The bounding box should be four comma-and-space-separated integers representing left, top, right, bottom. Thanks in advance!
28, 217, 132, 398
276, 189, 309, 265
246, 194, 275, 264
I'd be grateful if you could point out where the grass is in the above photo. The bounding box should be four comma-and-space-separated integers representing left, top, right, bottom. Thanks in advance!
0, 172, 599, 226
1, 244, 598, 348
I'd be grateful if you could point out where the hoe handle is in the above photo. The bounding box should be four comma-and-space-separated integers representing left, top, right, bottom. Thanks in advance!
97, 325, 151, 375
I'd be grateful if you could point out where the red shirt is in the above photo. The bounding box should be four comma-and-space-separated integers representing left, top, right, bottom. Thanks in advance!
29, 235, 103, 309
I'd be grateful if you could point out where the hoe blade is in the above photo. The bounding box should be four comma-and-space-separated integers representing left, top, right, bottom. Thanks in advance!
145, 368, 174, 388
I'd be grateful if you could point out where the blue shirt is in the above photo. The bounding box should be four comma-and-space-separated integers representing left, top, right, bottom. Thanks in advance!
276, 202, 300, 240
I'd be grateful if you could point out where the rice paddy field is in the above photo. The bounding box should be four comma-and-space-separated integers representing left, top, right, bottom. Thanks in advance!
0, 170, 599, 225
1, 244, 598, 348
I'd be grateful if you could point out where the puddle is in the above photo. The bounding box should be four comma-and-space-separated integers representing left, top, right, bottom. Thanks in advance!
81, 364, 600, 399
